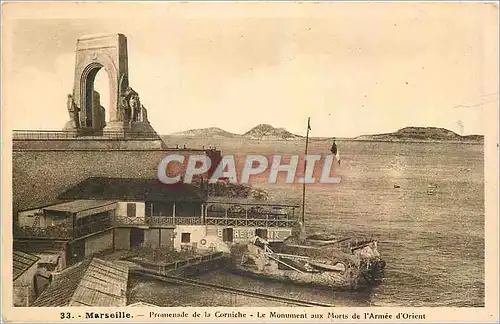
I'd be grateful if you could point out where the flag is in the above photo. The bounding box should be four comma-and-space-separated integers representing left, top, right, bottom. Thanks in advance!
331, 139, 341, 166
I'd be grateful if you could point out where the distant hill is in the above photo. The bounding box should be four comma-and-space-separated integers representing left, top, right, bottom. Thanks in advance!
355, 127, 484, 143
169, 127, 238, 138
168, 125, 483, 143
243, 124, 302, 140
168, 124, 302, 140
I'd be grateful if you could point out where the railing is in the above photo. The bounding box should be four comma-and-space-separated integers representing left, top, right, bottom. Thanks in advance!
204, 217, 295, 228
74, 218, 113, 238
12, 130, 160, 140
14, 216, 113, 240
13, 225, 73, 239
206, 210, 295, 220
113, 216, 148, 226
114, 216, 206, 227
13, 214, 296, 240
118, 216, 294, 227
148, 217, 203, 226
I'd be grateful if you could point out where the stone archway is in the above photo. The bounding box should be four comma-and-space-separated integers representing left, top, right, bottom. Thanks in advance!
64, 33, 157, 138
80, 62, 109, 130
69, 34, 126, 132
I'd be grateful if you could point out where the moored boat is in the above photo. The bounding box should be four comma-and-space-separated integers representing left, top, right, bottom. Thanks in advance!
229, 223, 385, 290
278, 222, 386, 287
228, 117, 386, 290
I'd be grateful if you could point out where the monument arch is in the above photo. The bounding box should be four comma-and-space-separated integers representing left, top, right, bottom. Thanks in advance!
64, 33, 155, 137
80, 61, 114, 129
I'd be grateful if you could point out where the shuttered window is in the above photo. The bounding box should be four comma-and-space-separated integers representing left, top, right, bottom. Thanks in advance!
127, 203, 136, 217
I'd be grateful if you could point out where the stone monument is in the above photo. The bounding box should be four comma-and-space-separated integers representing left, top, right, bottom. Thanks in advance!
63, 33, 158, 137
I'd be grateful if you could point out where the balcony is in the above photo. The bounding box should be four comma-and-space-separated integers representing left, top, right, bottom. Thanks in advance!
148, 216, 203, 227
13, 225, 73, 240
204, 217, 295, 228
113, 216, 148, 227
113, 215, 295, 228
14, 215, 114, 240
14, 214, 297, 241
74, 217, 113, 238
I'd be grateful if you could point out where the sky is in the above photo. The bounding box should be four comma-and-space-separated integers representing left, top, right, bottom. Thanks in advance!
3, 2, 499, 137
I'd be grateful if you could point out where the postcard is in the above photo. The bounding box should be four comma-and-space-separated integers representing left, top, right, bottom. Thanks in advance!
1, 1, 498, 323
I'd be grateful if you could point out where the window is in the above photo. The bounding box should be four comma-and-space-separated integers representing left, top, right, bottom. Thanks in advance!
127, 203, 136, 217
181, 233, 191, 243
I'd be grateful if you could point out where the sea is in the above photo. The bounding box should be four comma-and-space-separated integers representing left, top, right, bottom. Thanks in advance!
128, 139, 485, 307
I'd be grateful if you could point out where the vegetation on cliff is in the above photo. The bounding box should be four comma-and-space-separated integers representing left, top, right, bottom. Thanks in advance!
355, 127, 483, 143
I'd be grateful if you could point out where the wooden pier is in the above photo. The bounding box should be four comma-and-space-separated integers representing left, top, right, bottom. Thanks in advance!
126, 251, 334, 307
126, 252, 228, 277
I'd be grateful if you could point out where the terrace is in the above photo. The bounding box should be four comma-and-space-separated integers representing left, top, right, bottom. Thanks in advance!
14, 178, 299, 241
15, 200, 298, 241
14, 200, 118, 240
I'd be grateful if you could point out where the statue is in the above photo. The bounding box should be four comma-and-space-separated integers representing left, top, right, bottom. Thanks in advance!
66, 94, 80, 128
119, 94, 130, 122
141, 105, 149, 123
92, 90, 106, 130
122, 86, 141, 122
124, 86, 136, 99
119, 86, 141, 123
129, 94, 141, 122
118, 85, 149, 125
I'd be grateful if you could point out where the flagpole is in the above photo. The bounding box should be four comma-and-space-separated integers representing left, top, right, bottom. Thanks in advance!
301, 117, 311, 224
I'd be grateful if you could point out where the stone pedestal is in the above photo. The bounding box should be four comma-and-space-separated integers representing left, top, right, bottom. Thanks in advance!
103, 121, 130, 138
130, 121, 158, 136
61, 124, 79, 138
63, 121, 78, 132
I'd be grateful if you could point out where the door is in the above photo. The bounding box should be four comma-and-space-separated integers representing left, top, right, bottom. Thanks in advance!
222, 228, 233, 242
130, 228, 145, 248
160, 229, 174, 249
255, 228, 268, 239
67, 240, 85, 266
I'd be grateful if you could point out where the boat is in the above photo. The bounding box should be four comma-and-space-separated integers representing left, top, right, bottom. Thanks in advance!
230, 225, 385, 290
274, 221, 386, 288
229, 117, 386, 290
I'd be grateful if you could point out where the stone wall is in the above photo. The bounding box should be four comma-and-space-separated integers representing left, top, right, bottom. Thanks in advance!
13, 148, 218, 213
13, 139, 165, 150
84, 230, 113, 256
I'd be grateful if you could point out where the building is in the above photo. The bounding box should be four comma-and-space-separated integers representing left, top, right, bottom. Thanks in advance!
13, 241, 69, 274
59, 177, 298, 251
14, 176, 298, 269
14, 177, 208, 265
16, 199, 121, 266
32, 258, 128, 307
13, 251, 40, 306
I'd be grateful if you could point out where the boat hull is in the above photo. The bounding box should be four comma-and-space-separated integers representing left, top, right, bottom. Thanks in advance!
229, 237, 386, 291
229, 265, 359, 290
